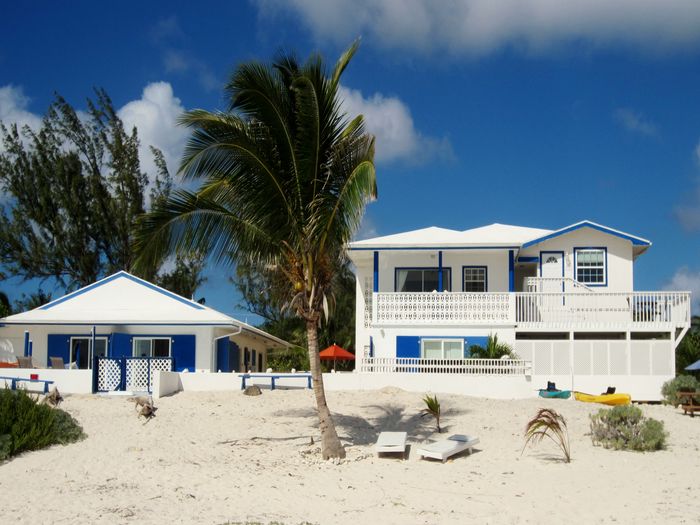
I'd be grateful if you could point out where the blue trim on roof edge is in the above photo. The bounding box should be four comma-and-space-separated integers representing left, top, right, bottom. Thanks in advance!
39, 271, 206, 311
522, 221, 650, 249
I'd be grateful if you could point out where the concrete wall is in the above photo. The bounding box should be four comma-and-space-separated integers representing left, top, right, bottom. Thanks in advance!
0, 369, 93, 394
152, 370, 183, 399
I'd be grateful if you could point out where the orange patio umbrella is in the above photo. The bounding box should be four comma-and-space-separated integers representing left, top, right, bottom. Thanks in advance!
319, 344, 355, 370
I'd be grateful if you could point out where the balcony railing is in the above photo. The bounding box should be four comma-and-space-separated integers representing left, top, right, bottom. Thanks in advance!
358, 357, 531, 375
371, 291, 691, 329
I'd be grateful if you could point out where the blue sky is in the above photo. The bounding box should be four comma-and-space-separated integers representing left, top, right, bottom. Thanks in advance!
2, 0, 700, 318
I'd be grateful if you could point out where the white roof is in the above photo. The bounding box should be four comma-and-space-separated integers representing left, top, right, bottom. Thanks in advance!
1, 271, 289, 347
349, 223, 553, 249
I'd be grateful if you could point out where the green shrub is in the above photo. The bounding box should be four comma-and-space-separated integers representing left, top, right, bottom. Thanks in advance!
0, 388, 85, 460
590, 405, 666, 452
661, 375, 700, 406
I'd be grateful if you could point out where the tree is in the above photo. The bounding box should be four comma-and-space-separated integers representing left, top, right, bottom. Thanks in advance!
0, 90, 149, 289
0, 291, 10, 317
676, 316, 700, 374
469, 334, 516, 359
0, 92, 205, 300
135, 42, 376, 459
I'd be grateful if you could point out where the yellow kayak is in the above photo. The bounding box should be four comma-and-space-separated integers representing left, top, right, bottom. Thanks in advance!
574, 391, 631, 406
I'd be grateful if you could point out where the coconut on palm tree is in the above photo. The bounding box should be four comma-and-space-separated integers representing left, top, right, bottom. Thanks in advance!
134, 42, 376, 459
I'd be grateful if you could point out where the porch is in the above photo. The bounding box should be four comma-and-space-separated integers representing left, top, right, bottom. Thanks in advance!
370, 290, 691, 330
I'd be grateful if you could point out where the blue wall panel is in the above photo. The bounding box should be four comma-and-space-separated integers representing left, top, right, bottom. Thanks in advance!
230, 342, 240, 373
171, 335, 195, 372
396, 336, 421, 358
465, 336, 489, 356
47, 334, 70, 366
111, 333, 132, 358
216, 338, 230, 372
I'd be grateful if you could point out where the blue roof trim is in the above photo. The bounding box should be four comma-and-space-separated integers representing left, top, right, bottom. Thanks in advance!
39, 271, 206, 311
521, 221, 651, 249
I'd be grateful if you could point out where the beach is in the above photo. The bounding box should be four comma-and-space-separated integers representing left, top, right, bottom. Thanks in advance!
0, 387, 698, 524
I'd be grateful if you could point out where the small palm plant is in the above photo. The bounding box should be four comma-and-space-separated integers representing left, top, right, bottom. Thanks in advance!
522, 408, 571, 463
421, 394, 442, 433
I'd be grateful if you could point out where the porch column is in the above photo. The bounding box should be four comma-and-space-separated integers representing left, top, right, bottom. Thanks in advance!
23, 331, 29, 357
438, 251, 443, 292
373, 251, 379, 293
508, 250, 515, 292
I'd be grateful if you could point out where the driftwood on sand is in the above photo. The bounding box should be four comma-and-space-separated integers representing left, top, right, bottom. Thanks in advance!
41, 387, 64, 407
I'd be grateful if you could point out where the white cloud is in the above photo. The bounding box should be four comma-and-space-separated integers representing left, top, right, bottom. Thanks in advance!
664, 267, 700, 313
0, 85, 42, 136
258, 0, 700, 57
117, 82, 190, 182
614, 108, 657, 136
339, 86, 452, 164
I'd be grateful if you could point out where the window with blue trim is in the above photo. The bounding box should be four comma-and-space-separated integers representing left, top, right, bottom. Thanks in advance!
463, 267, 487, 292
575, 249, 606, 285
396, 268, 451, 292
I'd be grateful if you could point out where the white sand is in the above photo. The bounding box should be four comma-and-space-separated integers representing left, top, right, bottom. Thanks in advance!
0, 388, 698, 524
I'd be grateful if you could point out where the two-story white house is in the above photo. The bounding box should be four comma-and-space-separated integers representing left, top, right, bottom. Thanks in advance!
345, 220, 691, 400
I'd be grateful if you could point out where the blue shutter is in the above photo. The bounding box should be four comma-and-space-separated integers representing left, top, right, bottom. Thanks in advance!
111, 333, 132, 358
230, 342, 240, 372
396, 336, 421, 358
216, 338, 230, 372
47, 334, 70, 366
171, 335, 195, 372
465, 336, 489, 357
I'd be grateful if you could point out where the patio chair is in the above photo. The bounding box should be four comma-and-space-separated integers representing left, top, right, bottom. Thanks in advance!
50, 357, 65, 369
416, 434, 480, 463
375, 431, 408, 459
17, 356, 34, 368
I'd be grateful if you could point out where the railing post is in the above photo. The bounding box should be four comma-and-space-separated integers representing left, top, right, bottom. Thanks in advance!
509, 292, 516, 324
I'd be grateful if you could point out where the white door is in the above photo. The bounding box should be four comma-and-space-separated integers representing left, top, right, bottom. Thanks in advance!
540, 252, 563, 293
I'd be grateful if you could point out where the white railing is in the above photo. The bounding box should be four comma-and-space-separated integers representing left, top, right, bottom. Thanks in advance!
373, 292, 513, 325
515, 291, 691, 328
525, 277, 593, 293
371, 291, 691, 329
358, 357, 531, 375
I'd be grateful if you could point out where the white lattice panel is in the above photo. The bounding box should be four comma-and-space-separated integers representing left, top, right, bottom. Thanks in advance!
651, 341, 673, 375
592, 342, 609, 375
609, 342, 628, 375
630, 342, 651, 375
552, 342, 571, 375
573, 342, 592, 375
98, 359, 122, 391
514, 341, 533, 362
533, 342, 552, 375
126, 359, 150, 390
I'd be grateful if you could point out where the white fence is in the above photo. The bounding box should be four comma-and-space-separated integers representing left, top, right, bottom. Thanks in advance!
371, 291, 690, 329
373, 292, 512, 325
358, 357, 531, 375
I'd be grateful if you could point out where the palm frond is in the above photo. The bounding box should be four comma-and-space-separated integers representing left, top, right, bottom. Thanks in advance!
522, 408, 571, 463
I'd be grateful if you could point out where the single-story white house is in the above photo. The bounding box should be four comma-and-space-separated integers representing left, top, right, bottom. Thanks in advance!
0, 271, 289, 393
336, 220, 692, 401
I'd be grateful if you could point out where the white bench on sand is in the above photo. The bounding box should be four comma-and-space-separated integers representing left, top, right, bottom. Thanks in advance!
416, 434, 479, 463
375, 431, 408, 459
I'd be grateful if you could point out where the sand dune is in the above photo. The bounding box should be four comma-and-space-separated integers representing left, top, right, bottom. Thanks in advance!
0, 388, 698, 524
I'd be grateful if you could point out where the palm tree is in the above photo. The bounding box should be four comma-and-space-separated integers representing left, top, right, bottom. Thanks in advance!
134, 42, 376, 459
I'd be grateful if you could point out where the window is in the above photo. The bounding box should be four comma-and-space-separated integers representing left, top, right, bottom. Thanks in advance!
462, 266, 487, 292
575, 248, 606, 285
133, 337, 171, 357
421, 339, 464, 359
69, 337, 108, 369
395, 268, 451, 292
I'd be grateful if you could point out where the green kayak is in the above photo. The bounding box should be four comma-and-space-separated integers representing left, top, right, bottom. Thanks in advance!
538, 389, 571, 399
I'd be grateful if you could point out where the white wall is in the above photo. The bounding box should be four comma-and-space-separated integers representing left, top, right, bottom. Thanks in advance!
519, 227, 634, 291
152, 370, 183, 399
0, 369, 93, 394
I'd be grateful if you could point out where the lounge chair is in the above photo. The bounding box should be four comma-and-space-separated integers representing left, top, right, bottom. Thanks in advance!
416, 434, 480, 463
375, 431, 408, 459
50, 357, 65, 369
17, 356, 34, 368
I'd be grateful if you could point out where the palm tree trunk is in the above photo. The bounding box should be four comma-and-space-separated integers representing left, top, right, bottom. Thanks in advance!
306, 318, 346, 459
